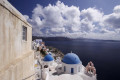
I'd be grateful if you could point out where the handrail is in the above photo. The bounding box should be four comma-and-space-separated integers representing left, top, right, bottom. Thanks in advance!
22, 72, 36, 80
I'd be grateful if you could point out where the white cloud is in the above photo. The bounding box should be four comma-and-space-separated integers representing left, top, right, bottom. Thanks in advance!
24, 1, 120, 40
99, 28, 110, 33
115, 29, 120, 34
80, 18, 95, 32
101, 5, 120, 29
81, 8, 103, 22
24, 15, 29, 20
26, 1, 81, 36
114, 5, 120, 13
51, 27, 65, 33
102, 13, 120, 29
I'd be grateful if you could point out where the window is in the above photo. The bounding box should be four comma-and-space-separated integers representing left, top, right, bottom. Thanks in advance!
22, 26, 27, 41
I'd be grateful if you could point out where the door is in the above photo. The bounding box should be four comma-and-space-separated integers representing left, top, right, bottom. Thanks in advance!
64, 66, 66, 72
71, 68, 74, 74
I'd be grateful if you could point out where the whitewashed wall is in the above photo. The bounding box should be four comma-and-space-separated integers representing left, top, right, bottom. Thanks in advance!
0, 0, 35, 80
62, 62, 82, 74
42, 61, 54, 68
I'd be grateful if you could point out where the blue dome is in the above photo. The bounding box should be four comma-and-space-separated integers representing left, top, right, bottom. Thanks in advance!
43, 54, 54, 61
62, 53, 81, 64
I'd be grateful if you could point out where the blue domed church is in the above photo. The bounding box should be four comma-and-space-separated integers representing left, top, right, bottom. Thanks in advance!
62, 53, 82, 74
42, 54, 54, 68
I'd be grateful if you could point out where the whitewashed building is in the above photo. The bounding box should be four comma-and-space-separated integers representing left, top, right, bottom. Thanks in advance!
42, 54, 54, 68
0, 0, 34, 80
62, 53, 82, 74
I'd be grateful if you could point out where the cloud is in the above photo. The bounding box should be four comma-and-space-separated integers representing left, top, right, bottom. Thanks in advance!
102, 5, 120, 29
102, 13, 120, 29
24, 15, 29, 20
114, 5, 120, 13
99, 28, 110, 33
115, 29, 120, 34
24, 1, 120, 40
80, 18, 95, 32
26, 1, 81, 36
84, 31, 120, 40
51, 27, 65, 33
81, 7, 103, 22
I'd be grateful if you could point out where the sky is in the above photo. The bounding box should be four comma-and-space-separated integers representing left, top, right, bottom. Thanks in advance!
8, 0, 120, 40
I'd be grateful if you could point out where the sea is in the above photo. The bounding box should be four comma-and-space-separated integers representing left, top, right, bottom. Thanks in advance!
44, 39, 120, 80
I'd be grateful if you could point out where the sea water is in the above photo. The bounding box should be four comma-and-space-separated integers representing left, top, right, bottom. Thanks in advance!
45, 39, 120, 80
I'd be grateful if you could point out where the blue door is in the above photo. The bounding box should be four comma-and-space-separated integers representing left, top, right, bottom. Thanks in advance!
71, 68, 74, 74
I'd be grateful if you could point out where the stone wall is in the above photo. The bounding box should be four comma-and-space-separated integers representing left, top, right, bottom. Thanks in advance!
0, 0, 35, 80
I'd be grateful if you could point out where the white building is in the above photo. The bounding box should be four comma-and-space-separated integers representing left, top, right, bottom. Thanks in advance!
61, 53, 82, 74
0, 0, 34, 80
42, 54, 54, 68
35, 39, 43, 45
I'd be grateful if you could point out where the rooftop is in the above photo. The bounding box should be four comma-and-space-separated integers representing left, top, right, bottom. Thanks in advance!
62, 53, 81, 64
43, 54, 54, 61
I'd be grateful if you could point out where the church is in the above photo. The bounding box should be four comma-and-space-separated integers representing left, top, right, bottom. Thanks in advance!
41, 52, 97, 80
62, 53, 82, 74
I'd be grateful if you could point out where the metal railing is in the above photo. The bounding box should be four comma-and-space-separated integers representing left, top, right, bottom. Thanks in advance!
22, 72, 36, 80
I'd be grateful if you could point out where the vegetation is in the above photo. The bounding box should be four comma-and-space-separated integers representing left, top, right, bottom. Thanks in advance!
46, 46, 64, 60
40, 49, 47, 57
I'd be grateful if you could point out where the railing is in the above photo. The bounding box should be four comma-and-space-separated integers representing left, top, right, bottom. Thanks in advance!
22, 73, 36, 80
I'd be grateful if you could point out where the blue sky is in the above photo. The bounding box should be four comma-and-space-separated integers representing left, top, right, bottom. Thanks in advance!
8, 0, 120, 40
8, 0, 120, 16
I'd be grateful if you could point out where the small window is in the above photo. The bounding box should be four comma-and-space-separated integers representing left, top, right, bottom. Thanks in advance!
22, 26, 27, 41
